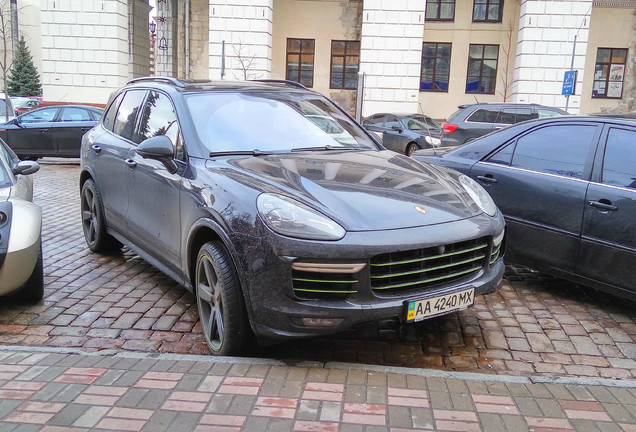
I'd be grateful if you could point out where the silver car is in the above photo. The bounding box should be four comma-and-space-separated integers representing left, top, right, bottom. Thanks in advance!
0, 139, 43, 301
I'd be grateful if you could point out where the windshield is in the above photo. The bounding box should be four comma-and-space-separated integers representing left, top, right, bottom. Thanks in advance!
186, 91, 378, 154
405, 115, 442, 132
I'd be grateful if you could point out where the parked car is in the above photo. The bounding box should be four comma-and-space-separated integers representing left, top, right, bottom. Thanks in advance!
0, 97, 15, 123
12, 97, 41, 115
441, 103, 567, 147
413, 116, 636, 300
80, 77, 506, 355
0, 138, 43, 301
0, 104, 103, 159
362, 113, 442, 156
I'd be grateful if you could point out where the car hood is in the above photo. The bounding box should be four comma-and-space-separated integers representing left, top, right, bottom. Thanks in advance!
215, 150, 484, 231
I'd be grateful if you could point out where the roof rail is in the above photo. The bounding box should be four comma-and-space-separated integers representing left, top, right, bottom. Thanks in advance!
127, 76, 186, 88
251, 79, 307, 90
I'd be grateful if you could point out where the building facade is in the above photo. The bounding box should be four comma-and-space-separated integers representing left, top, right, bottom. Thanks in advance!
14, 0, 636, 119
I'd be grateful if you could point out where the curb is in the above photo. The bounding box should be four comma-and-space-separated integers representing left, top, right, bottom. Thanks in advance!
3, 344, 635, 389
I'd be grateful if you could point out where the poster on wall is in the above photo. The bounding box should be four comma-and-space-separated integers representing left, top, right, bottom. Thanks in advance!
609, 64, 625, 82
607, 81, 623, 98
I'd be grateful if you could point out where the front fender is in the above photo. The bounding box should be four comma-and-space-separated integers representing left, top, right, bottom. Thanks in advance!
0, 200, 42, 295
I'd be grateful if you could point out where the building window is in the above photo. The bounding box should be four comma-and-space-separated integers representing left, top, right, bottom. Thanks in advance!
420, 42, 452, 92
330, 40, 360, 90
473, 0, 503, 22
286, 38, 315, 87
425, 0, 455, 21
466, 44, 498, 94
593, 48, 627, 99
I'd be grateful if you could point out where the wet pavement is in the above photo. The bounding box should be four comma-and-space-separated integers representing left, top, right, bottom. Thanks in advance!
1, 160, 636, 381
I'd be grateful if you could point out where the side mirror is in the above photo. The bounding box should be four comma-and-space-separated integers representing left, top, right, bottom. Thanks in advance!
136, 135, 178, 174
14, 160, 40, 176
391, 125, 403, 133
137, 135, 174, 159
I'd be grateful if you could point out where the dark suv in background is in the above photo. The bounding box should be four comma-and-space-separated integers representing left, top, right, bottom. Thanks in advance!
441, 102, 567, 146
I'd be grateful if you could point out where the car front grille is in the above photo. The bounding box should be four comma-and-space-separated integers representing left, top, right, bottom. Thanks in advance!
292, 269, 359, 300
369, 237, 490, 294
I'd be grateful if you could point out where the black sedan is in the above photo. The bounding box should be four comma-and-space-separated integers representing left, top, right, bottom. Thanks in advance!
362, 113, 442, 156
80, 77, 505, 356
413, 116, 636, 300
0, 105, 102, 159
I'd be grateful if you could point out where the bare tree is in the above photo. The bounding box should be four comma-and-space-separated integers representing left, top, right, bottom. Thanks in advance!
497, 19, 516, 102
231, 40, 261, 80
0, 0, 13, 121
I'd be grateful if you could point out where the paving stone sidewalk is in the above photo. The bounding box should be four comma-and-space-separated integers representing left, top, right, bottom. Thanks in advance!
1, 346, 636, 432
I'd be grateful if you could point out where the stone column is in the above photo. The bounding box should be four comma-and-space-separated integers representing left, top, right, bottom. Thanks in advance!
359, 0, 425, 116
513, 0, 593, 113
209, 0, 273, 81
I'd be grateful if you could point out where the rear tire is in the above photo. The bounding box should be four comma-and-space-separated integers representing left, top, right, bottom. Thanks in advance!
195, 241, 251, 356
16, 240, 44, 302
80, 179, 122, 253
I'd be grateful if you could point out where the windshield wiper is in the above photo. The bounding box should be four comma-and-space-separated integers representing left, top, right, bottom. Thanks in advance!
291, 145, 355, 152
208, 149, 273, 157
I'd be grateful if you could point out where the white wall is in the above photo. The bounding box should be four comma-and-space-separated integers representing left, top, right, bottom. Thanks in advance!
209, 0, 273, 81
39, 0, 130, 104
514, 0, 593, 113
359, 0, 425, 116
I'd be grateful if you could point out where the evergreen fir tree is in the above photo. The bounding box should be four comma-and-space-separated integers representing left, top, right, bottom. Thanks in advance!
7, 36, 41, 96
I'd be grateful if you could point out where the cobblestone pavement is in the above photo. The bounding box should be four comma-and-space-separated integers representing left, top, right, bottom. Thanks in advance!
1, 161, 635, 381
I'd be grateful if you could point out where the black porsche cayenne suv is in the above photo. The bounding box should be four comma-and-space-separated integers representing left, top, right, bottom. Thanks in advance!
80, 77, 505, 355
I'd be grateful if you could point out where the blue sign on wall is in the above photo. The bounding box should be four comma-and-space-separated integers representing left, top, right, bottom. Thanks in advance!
562, 70, 577, 96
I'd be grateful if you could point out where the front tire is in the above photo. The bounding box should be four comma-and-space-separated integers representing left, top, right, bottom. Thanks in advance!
80, 179, 122, 252
195, 241, 251, 356
405, 142, 419, 156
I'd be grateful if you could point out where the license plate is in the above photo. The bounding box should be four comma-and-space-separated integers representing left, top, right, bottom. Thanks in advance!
406, 288, 474, 322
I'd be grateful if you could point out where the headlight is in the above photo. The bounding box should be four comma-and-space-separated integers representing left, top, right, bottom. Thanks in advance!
458, 174, 498, 217
424, 136, 441, 147
257, 193, 346, 241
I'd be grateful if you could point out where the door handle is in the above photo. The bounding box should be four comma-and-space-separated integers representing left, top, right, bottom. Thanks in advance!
91, 144, 101, 153
477, 175, 498, 184
125, 159, 137, 168
39, 129, 48, 133
588, 200, 617, 212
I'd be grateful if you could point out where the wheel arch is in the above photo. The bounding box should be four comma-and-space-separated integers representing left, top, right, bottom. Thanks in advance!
185, 219, 256, 333
185, 220, 250, 303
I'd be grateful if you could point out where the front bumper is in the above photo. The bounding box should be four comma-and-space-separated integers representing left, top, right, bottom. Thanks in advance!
232, 213, 505, 341
0, 200, 42, 296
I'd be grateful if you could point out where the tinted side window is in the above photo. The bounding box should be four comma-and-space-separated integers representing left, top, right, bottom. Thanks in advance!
113, 90, 146, 142
537, 109, 562, 118
486, 142, 514, 165
21, 107, 58, 124
496, 108, 533, 124
466, 108, 499, 123
602, 127, 636, 189
138, 91, 183, 159
384, 115, 401, 129
103, 93, 124, 132
511, 125, 596, 179
365, 115, 385, 127
60, 107, 92, 122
